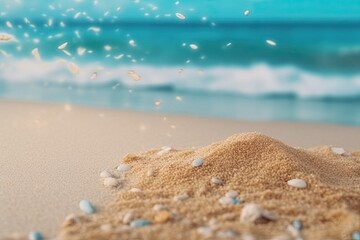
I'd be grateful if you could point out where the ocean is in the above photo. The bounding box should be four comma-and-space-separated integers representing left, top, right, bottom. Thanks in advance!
1, 20, 360, 125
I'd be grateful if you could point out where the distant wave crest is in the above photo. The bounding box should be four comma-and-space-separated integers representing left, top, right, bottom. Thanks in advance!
1, 58, 360, 99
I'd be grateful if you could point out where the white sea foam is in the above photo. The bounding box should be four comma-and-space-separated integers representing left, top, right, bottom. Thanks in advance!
1, 58, 360, 98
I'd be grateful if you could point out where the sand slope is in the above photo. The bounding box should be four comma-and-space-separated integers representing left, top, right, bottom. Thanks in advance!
58, 133, 360, 240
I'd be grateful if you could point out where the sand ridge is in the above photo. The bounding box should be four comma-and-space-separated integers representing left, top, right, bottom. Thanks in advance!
57, 132, 360, 240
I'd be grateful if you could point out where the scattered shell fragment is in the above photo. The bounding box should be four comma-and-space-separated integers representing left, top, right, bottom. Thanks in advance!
192, 158, 204, 167
0, 33, 12, 41
117, 164, 131, 172
29, 231, 43, 240
154, 100, 161, 107
77, 47, 86, 56
88, 26, 101, 33
103, 177, 119, 187
173, 193, 189, 201
189, 44, 198, 50
153, 204, 167, 211
123, 212, 134, 224
225, 190, 238, 198
67, 62, 80, 75
6, 21, 13, 28
157, 146, 172, 156
176, 13, 186, 20
90, 72, 98, 80
129, 39, 136, 47
62, 50, 72, 56
197, 227, 213, 237
287, 179, 307, 189
331, 147, 347, 155
130, 219, 151, 228
217, 230, 237, 238
58, 42, 68, 50
79, 199, 96, 214
146, 169, 155, 177
219, 196, 233, 205
104, 45, 112, 51
211, 177, 222, 185
244, 10, 250, 16
261, 210, 279, 221
154, 210, 171, 223
266, 39, 277, 46
31, 48, 41, 61
130, 188, 142, 193
240, 203, 263, 223
128, 70, 141, 81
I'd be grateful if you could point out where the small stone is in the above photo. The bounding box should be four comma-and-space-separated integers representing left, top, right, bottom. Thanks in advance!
123, 212, 134, 224
192, 158, 204, 167
130, 219, 151, 228
29, 231, 43, 240
79, 199, 96, 214
197, 226, 213, 237
103, 177, 119, 187
154, 210, 171, 223
292, 219, 303, 231
100, 170, 112, 178
153, 204, 167, 211
117, 164, 131, 172
352, 231, 360, 240
287, 179, 307, 189
173, 193, 189, 201
130, 188, 141, 193
211, 177, 222, 185
219, 196, 233, 205
331, 147, 345, 155
217, 229, 237, 238
225, 190, 238, 198
100, 224, 112, 231
240, 203, 262, 223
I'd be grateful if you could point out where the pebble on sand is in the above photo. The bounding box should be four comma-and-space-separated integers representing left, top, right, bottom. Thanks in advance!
219, 196, 233, 205
100, 170, 112, 178
192, 158, 204, 167
103, 177, 119, 187
287, 179, 307, 189
211, 177, 222, 185
225, 190, 238, 198
173, 193, 189, 201
29, 231, 43, 240
79, 199, 96, 214
240, 203, 263, 223
117, 164, 131, 171
130, 219, 151, 228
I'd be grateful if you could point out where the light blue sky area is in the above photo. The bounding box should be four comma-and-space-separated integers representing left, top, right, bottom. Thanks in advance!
1, 0, 360, 21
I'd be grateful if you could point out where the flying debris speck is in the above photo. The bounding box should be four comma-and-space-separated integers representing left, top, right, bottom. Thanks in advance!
31, 48, 41, 61
266, 40, 277, 46
0, 33, 13, 42
154, 101, 161, 107
128, 70, 141, 81
88, 26, 101, 33
58, 42, 68, 50
189, 44, 198, 50
62, 50, 72, 56
129, 39, 136, 47
77, 47, 86, 56
176, 13, 185, 20
90, 72, 98, 80
244, 10, 250, 16
5, 21, 13, 28
104, 45, 112, 51
67, 62, 80, 75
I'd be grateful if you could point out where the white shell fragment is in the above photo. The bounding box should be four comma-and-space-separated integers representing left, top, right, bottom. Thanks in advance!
128, 70, 141, 81
153, 204, 167, 211
244, 10, 250, 16
287, 179, 307, 189
331, 147, 349, 155
192, 158, 204, 167
58, 42, 68, 50
219, 196, 233, 205
103, 177, 119, 187
240, 203, 262, 223
67, 62, 80, 75
225, 190, 238, 199
211, 177, 222, 185
79, 199, 96, 214
173, 193, 189, 202
266, 40, 277, 46
117, 164, 131, 172
189, 44, 198, 50
100, 170, 112, 178
31, 48, 41, 61
130, 188, 142, 193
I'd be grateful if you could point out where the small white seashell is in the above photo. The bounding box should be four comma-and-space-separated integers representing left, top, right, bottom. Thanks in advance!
130, 188, 141, 193
192, 158, 204, 167
331, 147, 347, 155
128, 70, 141, 81
211, 177, 222, 185
225, 190, 238, 199
123, 212, 134, 224
117, 164, 131, 172
173, 193, 189, 201
100, 170, 112, 178
197, 227, 212, 237
58, 42, 68, 50
67, 62, 80, 75
266, 39, 277, 46
153, 204, 167, 211
218, 196, 233, 205
31, 48, 41, 61
176, 13, 186, 20
240, 203, 262, 223
287, 179, 307, 189
261, 210, 279, 221
103, 177, 119, 187
244, 10, 250, 16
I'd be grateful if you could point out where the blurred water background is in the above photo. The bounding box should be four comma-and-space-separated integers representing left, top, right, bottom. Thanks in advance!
0, 0, 360, 125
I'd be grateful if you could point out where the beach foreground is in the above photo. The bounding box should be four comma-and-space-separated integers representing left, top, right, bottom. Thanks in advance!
0, 101, 359, 239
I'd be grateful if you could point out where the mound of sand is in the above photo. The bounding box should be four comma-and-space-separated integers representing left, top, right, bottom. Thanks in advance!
58, 133, 360, 240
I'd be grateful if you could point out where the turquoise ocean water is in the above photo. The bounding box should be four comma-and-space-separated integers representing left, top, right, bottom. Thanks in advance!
1, 20, 360, 125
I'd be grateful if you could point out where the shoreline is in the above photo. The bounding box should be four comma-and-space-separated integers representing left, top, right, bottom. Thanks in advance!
1, 100, 359, 238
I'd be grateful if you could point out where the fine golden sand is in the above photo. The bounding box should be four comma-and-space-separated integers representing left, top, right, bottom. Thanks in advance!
58, 133, 360, 240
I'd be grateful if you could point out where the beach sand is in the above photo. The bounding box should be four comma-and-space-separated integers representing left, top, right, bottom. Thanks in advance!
0, 100, 359, 239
